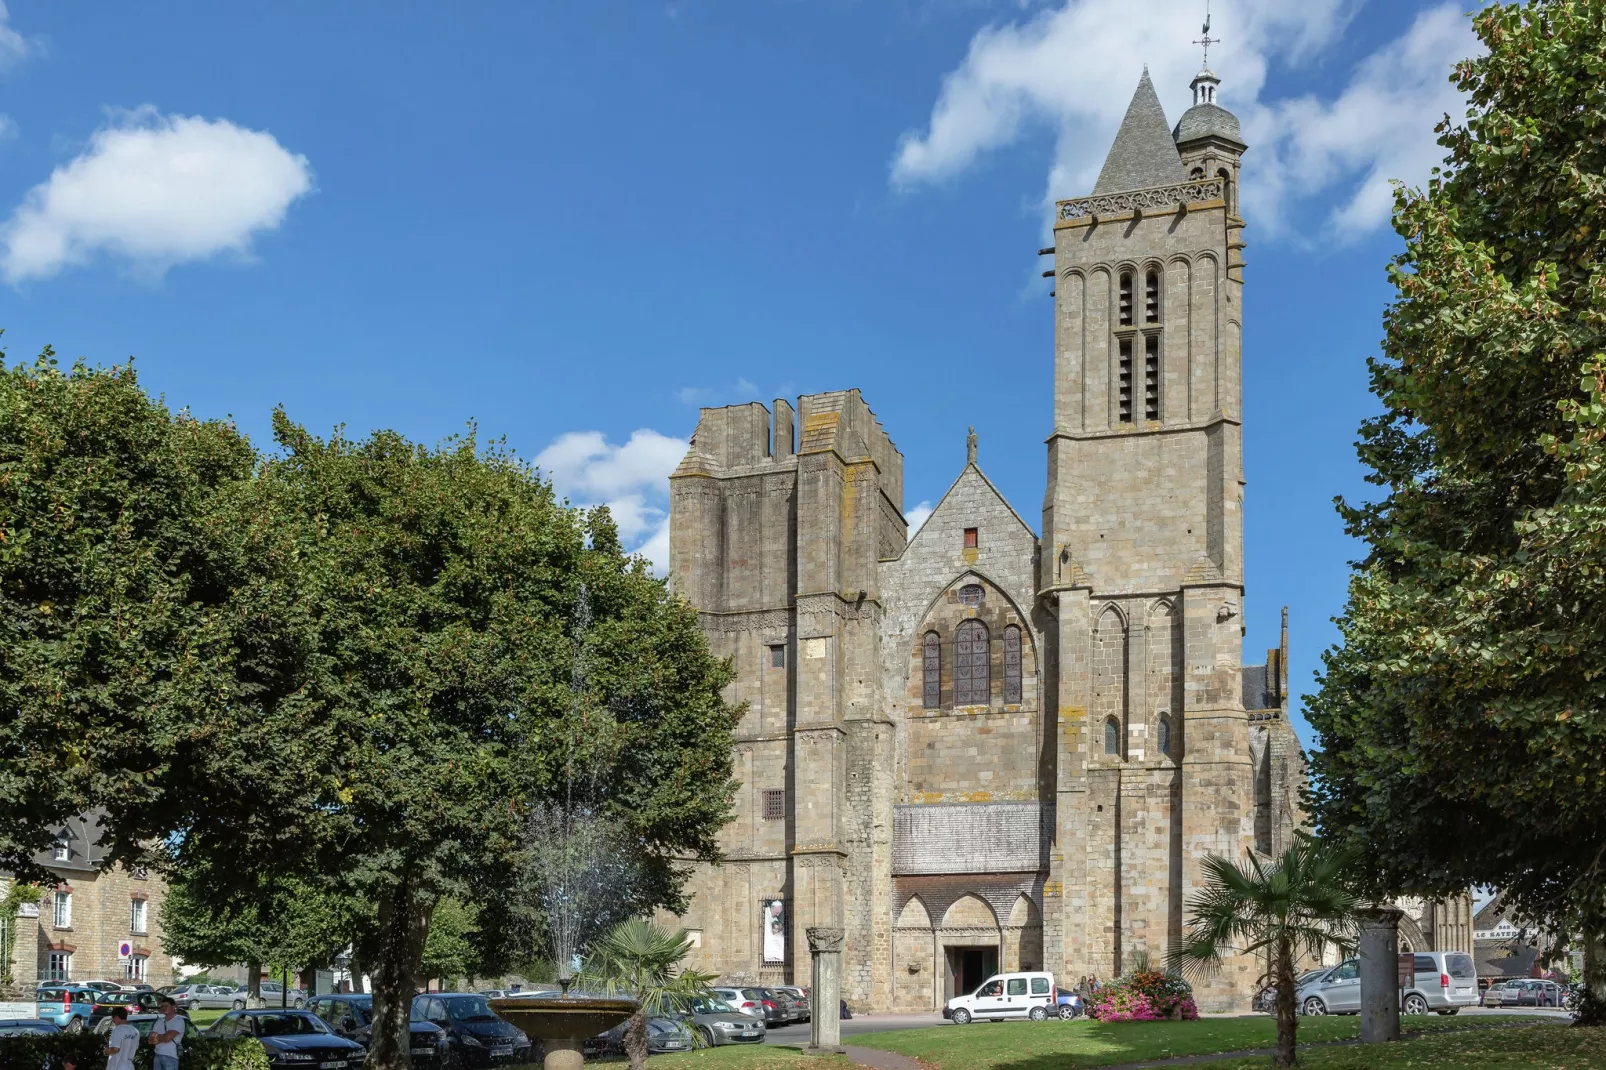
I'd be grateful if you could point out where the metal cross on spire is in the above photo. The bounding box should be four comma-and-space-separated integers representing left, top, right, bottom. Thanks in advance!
1193, 0, 1218, 67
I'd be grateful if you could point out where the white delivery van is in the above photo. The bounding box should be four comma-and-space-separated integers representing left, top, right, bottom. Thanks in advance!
942, 972, 1057, 1024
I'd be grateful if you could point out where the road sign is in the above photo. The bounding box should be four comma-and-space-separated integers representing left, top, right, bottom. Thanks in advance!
117, 940, 134, 959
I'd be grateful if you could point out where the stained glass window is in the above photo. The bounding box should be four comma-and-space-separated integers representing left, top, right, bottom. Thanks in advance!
954, 619, 990, 706
922, 632, 941, 709
1105, 717, 1120, 755
1003, 625, 1022, 704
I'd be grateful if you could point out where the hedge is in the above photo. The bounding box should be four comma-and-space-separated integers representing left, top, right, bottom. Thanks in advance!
0, 1034, 269, 1070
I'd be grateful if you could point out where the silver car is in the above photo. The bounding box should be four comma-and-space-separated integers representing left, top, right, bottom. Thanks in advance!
171, 984, 243, 1011
679, 994, 766, 1046
1297, 960, 1361, 1015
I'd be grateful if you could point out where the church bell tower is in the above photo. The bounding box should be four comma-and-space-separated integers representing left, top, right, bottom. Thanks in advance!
1038, 64, 1255, 1009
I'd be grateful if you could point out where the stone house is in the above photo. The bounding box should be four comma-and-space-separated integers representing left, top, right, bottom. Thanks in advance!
2, 813, 176, 989
663, 64, 1306, 1012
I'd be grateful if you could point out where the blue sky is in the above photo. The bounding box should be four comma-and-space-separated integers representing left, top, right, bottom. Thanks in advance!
0, 1, 1482, 745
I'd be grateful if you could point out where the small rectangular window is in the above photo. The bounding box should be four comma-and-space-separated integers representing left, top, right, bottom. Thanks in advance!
769, 645, 785, 669
1118, 338, 1133, 423
52, 892, 71, 929
761, 789, 786, 820
963, 528, 978, 549
1030, 977, 1050, 995
131, 898, 148, 935
1144, 335, 1160, 421
1007, 978, 1027, 996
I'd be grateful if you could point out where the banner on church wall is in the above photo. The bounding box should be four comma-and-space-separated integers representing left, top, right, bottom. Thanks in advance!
762, 899, 786, 964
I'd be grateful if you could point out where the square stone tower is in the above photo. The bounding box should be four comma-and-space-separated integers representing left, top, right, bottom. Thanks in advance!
1040, 66, 1257, 1007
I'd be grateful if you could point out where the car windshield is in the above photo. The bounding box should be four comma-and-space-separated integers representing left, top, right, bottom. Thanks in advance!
255, 1014, 329, 1037
689, 997, 733, 1014
445, 997, 497, 1023
0, 1023, 54, 1036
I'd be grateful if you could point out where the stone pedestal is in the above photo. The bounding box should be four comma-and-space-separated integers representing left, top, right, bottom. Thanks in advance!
1359, 907, 1403, 1044
806, 926, 845, 1055
542, 1037, 582, 1070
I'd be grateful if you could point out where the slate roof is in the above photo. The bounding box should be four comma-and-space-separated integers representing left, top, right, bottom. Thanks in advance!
1473, 894, 1506, 931
1475, 939, 1540, 979
1093, 68, 1189, 195
1173, 102, 1245, 148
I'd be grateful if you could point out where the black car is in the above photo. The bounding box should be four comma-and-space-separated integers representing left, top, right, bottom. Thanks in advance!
205, 1009, 367, 1070
305, 995, 448, 1065
0, 1020, 59, 1037
412, 994, 532, 1068
88, 990, 167, 1023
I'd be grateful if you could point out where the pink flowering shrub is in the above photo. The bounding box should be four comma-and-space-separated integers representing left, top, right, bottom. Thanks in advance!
1088, 970, 1200, 1022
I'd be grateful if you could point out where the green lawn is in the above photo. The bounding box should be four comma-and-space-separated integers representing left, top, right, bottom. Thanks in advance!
846, 1014, 1547, 1070
548, 1047, 858, 1069
1204, 1023, 1601, 1069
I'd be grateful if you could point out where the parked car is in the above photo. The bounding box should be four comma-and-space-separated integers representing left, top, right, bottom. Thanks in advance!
1054, 988, 1084, 1019
727, 988, 796, 1027
943, 971, 1059, 1024
306, 993, 449, 1065
205, 1009, 366, 1070
1297, 952, 1477, 1017
1296, 960, 1359, 1016
708, 987, 766, 1020
93, 1014, 201, 1040
771, 986, 811, 1023
35, 986, 97, 1032
257, 982, 309, 1008
79, 981, 128, 994
171, 984, 244, 1011
412, 992, 533, 1068
678, 994, 766, 1046
1488, 978, 1566, 1008
588, 1016, 693, 1057
87, 990, 167, 1023
0, 1020, 60, 1037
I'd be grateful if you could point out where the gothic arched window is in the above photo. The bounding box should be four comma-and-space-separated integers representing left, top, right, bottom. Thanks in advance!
1144, 269, 1160, 323
922, 631, 941, 709
1003, 625, 1022, 705
1118, 271, 1134, 326
1157, 713, 1171, 756
1104, 717, 1120, 756
953, 619, 990, 706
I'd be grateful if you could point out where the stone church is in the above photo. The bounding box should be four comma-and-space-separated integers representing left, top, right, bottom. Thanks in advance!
664, 65, 1304, 1012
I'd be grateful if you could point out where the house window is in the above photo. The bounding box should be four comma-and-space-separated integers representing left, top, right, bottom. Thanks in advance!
52, 834, 69, 862
1157, 714, 1171, 756
131, 898, 148, 935
46, 950, 71, 982
1117, 337, 1133, 423
1118, 272, 1133, 326
52, 891, 71, 930
1144, 334, 1160, 421
1104, 717, 1120, 756
922, 632, 941, 709
127, 954, 147, 982
963, 528, 978, 549
131, 866, 148, 881
1144, 270, 1160, 324
953, 620, 990, 706
1003, 625, 1022, 704
761, 789, 786, 821
769, 645, 785, 669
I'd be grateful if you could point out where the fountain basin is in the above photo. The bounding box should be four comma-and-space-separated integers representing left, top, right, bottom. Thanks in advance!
491, 995, 637, 1070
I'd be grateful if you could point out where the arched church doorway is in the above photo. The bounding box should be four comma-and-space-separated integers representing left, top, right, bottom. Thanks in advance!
938, 894, 1002, 1001
946, 946, 998, 999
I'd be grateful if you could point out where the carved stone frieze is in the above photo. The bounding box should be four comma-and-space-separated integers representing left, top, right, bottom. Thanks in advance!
1057, 178, 1225, 221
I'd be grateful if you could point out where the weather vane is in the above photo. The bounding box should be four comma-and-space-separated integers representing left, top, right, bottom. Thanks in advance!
1193, 0, 1218, 67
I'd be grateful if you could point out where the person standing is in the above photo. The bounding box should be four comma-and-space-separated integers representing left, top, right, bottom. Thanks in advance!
106, 1008, 140, 1070
149, 998, 183, 1070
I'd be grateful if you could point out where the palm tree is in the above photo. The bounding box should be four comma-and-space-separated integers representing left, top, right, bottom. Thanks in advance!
585, 917, 715, 1070
1168, 835, 1361, 1067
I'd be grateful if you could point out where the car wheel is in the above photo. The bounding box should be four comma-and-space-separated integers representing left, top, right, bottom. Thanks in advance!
1301, 997, 1326, 1017
1028, 1006, 1049, 1022
1403, 994, 1430, 1016
65, 1017, 84, 1034
294, 998, 304, 1008
234, 1000, 246, 1010
951, 1008, 971, 1026
698, 1026, 715, 1047
1057, 1004, 1077, 1020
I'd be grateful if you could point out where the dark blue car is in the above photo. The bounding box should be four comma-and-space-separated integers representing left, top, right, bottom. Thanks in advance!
205, 1009, 366, 1070
412, 994, 532, 1068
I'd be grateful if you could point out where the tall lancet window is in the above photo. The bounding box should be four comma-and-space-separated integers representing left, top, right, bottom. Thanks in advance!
922, 631, 941, 709
1117, 338, 1134, 423
1003, 625, 1022, 704
953, 619, 990, 706
1144, 334, 1161, 421
1144, 270, 1160, 323
1118, 272, 1134, 327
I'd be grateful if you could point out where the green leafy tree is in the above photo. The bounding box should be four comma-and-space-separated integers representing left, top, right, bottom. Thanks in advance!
584, 918, 714, 1070
1169, 837, 1361, 1068
1305, 0, 1606, 1023
170, 413, 738, 1070
0, 349, 255, 877
420, 898, 480, 987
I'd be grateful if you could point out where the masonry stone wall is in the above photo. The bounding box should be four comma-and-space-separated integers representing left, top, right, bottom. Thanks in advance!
4, 866, 175, 987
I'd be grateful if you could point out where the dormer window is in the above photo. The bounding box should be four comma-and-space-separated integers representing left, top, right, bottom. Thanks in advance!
52, 833, 69, 863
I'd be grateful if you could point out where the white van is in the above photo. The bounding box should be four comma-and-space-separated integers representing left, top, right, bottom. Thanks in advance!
942, 972, 1057, 1024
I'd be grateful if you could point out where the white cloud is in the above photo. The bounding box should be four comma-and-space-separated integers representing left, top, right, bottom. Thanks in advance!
535, 429, 689, 574
906, 500, 935, 534
0, 115, 16, 142
0, 2, 36, 72
892, 0, 1476, 237
1, 107, 313, 283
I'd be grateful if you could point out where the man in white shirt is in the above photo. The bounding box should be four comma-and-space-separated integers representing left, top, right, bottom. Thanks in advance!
149, 998, 183, 1070
105, 1007, 140, 1070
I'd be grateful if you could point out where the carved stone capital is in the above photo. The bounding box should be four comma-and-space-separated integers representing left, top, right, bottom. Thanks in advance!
806, 926, 845, 954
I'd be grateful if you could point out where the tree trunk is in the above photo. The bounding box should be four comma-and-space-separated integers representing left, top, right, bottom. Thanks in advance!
369, 877, 433, 1070
1580, 930, 1606, 1027
624, 1010, 648, 1070
1273, 936, 1298, 1068
247, 962, 262, 1000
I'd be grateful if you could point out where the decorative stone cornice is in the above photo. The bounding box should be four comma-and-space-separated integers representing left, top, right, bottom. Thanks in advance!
1057, 178, 1224, 222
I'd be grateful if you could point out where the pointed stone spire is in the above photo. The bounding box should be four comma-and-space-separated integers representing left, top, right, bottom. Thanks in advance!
1092, 67, 1188, 195
966, 426, 978, 465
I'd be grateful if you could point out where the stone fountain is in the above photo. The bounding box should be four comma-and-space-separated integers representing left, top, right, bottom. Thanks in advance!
492, 587, 637, 1069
